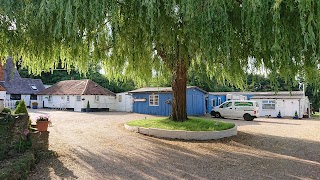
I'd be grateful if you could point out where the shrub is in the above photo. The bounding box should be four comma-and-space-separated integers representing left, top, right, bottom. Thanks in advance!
2, 107, 11, 114
14, 100, 31, 129
87, 101, 90, 109
0, 151, 35, 180
15, 101, 20, 108
14, 140, 32, 153
14, 100, 28, 115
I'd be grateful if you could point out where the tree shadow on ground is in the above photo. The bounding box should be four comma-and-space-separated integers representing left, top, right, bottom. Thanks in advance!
28, 150, 78, 180
64, 132, 320, 179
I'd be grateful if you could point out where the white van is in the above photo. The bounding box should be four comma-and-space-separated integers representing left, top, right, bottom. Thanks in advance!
211, 100, 259, 121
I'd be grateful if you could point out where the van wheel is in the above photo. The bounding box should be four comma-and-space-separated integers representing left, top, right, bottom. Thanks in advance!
210, 111, 216, 116
215, 112, 221, 118
243, 113, 253, 121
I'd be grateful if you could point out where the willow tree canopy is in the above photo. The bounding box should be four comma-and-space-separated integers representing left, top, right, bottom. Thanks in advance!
0, 1, 319, 85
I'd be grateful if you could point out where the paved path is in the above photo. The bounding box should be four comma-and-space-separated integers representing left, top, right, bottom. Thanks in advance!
28, 109, 320, 179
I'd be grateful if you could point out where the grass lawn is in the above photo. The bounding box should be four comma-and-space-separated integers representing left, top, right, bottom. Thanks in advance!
126, 117, 235, 131
311, 112, 320, 119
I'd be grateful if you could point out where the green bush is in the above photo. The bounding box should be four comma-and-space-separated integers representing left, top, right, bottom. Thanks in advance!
15, 101, 20, 108
0, 151, 35, 180
87, 101, 90, 109
13, 100, 31, 129
14, 140, 32, 153
14, 100, 28, 115
2, 107, 11, 114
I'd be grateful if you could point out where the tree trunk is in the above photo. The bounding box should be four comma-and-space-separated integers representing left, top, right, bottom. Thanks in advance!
171, 59, 187, 121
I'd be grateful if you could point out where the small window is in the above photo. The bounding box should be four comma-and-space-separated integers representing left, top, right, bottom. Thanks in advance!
48, 95, 52, 102
149, 94, 159, 106
30, 85, 38, 91
262, 100, 275, 109
119, 95, 122, 102
76, 96, 81, 101
212, 99, 216, 107
95, 95, 99, 102
67, 96, 70, 102
218, 98, 222, 105
10, 94, 21, 100
30, 94, 37, 100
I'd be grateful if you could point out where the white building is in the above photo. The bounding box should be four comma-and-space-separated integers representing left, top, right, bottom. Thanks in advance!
250, 91, 310, 118
0, 58, 46, 109
38, 79, 116, 112
115, 92, 133, 112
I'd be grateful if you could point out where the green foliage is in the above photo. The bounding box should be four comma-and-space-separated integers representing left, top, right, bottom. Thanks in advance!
14, 100, 28, 115
86, 101, 90, 109
0, 115, 16, 160
2, 108, 11, 114
127, 117, 235, 131
0, 151, 35, 180
14, 140, 31, 153
0, 1, 319, 88
15, 101, 20, 108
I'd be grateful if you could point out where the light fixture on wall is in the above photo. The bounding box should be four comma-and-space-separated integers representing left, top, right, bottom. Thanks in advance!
82, 98, 85, 101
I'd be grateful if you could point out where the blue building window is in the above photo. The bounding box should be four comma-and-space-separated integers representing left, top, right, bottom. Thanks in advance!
218, 98, 221, 105
212, 99, 216, 107
149, 94, 159, 106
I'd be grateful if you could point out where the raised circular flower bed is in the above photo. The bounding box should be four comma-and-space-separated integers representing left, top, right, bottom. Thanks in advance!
124, 124, 237, 140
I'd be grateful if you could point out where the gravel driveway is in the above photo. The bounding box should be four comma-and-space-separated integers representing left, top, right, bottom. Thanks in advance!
28, 109, 320, 179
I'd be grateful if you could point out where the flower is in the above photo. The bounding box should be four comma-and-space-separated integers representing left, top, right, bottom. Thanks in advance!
37, 115, 50, 121
23, 129, 30, 135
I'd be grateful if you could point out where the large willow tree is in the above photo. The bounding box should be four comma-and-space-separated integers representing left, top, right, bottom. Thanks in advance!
1, 0, 320, 121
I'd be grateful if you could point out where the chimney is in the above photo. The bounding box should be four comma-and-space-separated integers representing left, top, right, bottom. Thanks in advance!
0, 62, 4, 81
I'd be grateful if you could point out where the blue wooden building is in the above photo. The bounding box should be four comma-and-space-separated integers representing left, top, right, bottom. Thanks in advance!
129, 86, 207, 116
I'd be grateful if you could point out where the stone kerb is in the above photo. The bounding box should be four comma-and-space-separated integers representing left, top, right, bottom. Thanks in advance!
125, 124, 237, 140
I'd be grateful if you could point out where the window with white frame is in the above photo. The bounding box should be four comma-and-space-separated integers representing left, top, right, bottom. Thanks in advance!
67, 96, 70, 102
95, 95, 99, 102
76, 96, 81, 101
262, 100, 276, 109
212, 99, 216, 107
48, 95, 52, 102
218, 98, 221, 105
149, 94, 159, 106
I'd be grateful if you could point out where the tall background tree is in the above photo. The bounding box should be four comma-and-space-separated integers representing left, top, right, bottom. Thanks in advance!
1, 1, 320, 121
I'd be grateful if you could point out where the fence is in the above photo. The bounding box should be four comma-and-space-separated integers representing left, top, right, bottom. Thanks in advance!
4, 100, 19, 109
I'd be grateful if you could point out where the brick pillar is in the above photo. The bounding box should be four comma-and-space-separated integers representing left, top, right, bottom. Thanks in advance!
29, 131, 49, 150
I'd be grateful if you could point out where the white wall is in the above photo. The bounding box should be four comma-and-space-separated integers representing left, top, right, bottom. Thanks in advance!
41, 94, 116, 112
115, 93, 133, 112
0, 91, 6, 100
81, 95, 116, 111
255, 98, 304, 118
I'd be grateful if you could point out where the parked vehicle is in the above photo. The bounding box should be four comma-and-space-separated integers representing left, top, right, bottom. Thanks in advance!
211, 100, 259, 121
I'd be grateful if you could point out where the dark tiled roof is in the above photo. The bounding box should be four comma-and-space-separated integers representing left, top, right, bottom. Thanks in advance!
38, 79, 116, 96
0, 58, 45, 94
129, 86, 207, 94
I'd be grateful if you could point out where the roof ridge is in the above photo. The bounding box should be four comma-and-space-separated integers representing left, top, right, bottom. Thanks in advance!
81, 79, 90, 95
